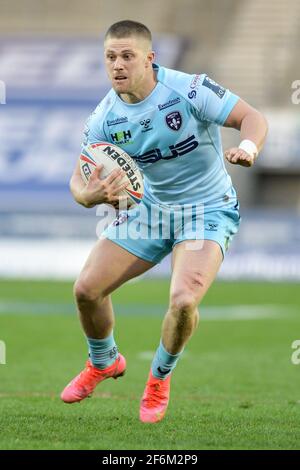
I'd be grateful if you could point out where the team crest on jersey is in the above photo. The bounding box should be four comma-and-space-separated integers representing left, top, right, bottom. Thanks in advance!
165, 111, 182, 131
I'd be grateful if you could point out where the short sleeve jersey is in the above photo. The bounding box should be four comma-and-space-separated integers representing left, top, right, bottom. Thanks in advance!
82, 63, 240, 208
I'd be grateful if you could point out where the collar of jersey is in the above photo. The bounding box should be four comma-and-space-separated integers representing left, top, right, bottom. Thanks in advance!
114, 63, 162, 107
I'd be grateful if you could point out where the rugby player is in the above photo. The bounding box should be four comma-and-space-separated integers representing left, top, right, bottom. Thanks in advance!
61, 20, 268, 423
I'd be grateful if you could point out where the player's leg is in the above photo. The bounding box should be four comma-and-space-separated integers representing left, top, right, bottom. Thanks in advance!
61, 237, 154, 403
140, 200, 241, 422
162, 239, 222, 353
74, 237, 154, 339
140, 240, 222, 423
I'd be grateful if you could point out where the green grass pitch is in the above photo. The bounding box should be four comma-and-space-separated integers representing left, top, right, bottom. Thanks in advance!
0, 279, 300, 449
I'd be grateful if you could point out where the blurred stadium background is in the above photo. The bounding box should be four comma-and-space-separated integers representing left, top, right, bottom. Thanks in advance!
0, 0, 300, 450
0, 0, 299, 281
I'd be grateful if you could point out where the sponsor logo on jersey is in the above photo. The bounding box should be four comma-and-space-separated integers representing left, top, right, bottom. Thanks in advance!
202, 76, 225, 99
206, 222, 219, 232
165, 111, 182, 131
139, 118, 153, 132
158, 97, 181, 111
110, 130, 133, 145
190, 74, 201, 90
188, 74, 201, 99
188, 90, 197, 99
134, 135, 198, 165
107, 116, 128, 126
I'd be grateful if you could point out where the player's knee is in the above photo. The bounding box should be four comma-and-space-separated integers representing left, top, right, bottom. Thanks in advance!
73, 278, 102, 304
170, 272, 206, 313
169, 290, 198, 315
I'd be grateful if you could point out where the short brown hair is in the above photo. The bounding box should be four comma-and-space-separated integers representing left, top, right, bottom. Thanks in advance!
105, 20, 152, 43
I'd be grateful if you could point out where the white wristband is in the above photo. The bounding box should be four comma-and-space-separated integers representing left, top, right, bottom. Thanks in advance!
238, 139, 258, 159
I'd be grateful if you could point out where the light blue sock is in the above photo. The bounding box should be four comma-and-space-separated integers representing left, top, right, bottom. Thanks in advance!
87, 332, 118, 370
151, 340, 183, 379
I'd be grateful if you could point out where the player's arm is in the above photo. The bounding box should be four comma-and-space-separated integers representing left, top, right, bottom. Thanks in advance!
70, 158, 128, 208
223, 98, 268, 167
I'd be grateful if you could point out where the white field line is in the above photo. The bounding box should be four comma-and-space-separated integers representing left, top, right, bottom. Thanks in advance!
0, 300, 294, 320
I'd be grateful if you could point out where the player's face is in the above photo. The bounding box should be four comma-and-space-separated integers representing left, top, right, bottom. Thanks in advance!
104, 36, 154, 96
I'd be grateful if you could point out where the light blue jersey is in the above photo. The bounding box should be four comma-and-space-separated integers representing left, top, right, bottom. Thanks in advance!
83, 64, 240, 209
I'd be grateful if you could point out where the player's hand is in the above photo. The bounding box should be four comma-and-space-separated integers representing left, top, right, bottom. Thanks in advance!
224, 148, 256, 167
81, 165, 129, 207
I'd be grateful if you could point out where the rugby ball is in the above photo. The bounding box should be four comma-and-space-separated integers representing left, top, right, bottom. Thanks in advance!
80, 142, 144, 207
